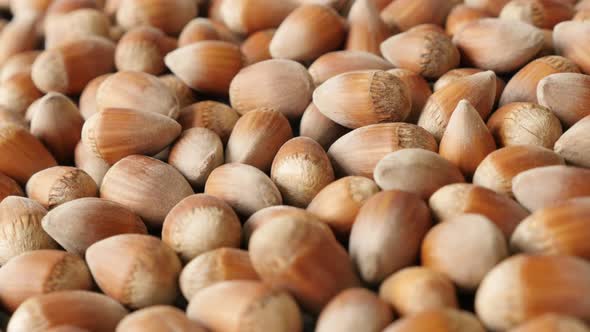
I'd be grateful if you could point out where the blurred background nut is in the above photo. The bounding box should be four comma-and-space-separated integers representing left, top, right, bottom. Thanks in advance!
179, 248, 259, 301
7, 291, 128, 332
379, 267, 459, 316
115, 306, 207, 332
186, 280, 302, 332
315, 288, 394, 332
115, 26, 177, 75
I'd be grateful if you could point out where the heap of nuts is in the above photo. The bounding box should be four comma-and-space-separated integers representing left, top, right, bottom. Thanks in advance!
1, 0, 590, 331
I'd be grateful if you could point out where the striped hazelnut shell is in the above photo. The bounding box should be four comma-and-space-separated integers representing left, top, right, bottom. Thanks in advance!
26, 166, 98, 209
452, 18, 545, 73
418, 70, 497, 141
100, 155, 194, 228
86, 234, 182, 309
349, 190, 432, 284
379, 266, 458, 316
380, 29, 460, 79
387, 68, 432, 123
512, 165, 590, 211
177, 101, 240, 145
41, 197, 146, 256
429, 183, 529, 238
307, 176, 379, 237
270, 4, 346, 62
162, 194, 241, 263
553, 21, 590, 74
96, 71, 180, 118
179, 248, 259, 302
82, 108, 182, 165
7, 291, 127, 332
374, 149, 465, 199
0, 124, 57, 185
316, 288, 394, 332
499, 55, 580, 106
165, 41, 244, 96
308, 50, 393, 86
0, 197, 59, 264
186, 280, 302, 332
433, 68, 506, 104
250, 215, 359, 314
473, 145, 565, 197
475, 254, 590, 330
225, 108, 293, 172
29, 93, 84, 164
0, 250, 93, 312
511, 197, 590, 259
487, 102, 563, 149
32, 36, 115, 94
229, 59, 314, 121
204, 163, 282, 218
313, 70, 411, 129
328, 122, 438, 179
